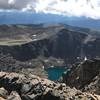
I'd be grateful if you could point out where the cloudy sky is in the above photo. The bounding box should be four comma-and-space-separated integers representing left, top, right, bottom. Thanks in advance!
0, 0, 100, 19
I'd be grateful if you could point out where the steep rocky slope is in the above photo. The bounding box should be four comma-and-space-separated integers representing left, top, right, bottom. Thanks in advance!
62, 58, 100, 95
0, 72, 100, 100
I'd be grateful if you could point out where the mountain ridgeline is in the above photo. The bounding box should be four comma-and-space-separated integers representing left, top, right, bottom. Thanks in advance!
0, 24, 100, 64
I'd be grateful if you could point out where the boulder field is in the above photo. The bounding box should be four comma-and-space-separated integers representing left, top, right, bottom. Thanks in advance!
0, 72, 99, 100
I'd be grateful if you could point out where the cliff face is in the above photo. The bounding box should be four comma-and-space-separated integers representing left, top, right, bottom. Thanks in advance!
0, 24, 100, 64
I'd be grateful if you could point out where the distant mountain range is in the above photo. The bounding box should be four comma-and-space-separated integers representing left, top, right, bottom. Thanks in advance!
0, 24, 100, 63
0, 11, 100, 30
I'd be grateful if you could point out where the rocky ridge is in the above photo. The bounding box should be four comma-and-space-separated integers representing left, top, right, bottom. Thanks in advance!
0, 72, 99, 100
62, 58, 100, 95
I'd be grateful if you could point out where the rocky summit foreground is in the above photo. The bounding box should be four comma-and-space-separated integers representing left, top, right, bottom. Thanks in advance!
0, 72, 99, 100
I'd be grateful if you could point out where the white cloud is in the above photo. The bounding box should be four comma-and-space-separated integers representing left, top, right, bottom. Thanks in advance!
0, 0, 100, 19
33, 0, 100, 19
8, 0, 16, 5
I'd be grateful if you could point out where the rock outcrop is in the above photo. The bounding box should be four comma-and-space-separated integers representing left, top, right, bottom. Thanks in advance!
0, 72, 99, 100
62, 58, 100, 95
84, 72, 100, 95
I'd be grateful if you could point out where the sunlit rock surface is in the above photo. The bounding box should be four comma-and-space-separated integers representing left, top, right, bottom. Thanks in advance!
0, 72, 99, 100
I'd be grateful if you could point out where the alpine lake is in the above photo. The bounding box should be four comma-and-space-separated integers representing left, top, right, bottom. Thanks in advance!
45, 67, 67, 81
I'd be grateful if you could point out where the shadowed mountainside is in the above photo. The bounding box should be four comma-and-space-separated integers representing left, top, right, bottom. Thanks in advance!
0, 24, 99, 64
62, 58, 100, 95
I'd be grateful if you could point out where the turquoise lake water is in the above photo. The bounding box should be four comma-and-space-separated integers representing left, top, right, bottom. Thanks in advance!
46, 67, 67, 81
